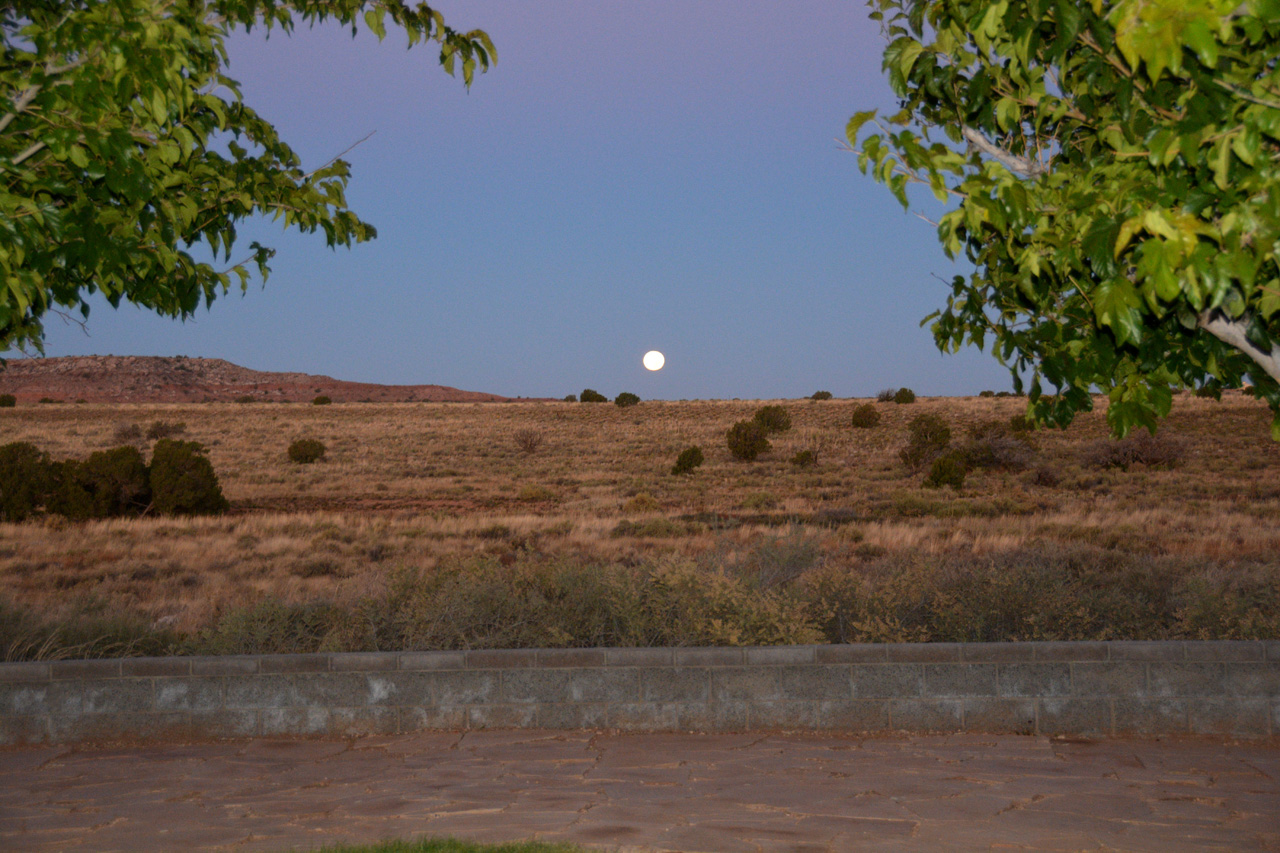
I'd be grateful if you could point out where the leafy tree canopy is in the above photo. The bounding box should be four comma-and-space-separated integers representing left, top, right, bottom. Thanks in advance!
1, 1, 493, 352
850, 0, 1280, 438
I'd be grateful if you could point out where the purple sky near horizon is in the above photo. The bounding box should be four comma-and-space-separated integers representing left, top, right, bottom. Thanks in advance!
11, 1, 1017, 400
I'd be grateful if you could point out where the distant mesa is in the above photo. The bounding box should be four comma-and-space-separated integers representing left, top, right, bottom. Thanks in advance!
0, 355, 529, 404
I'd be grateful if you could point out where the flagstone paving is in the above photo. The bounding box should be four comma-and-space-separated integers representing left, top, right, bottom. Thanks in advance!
1, 730, 1277, 851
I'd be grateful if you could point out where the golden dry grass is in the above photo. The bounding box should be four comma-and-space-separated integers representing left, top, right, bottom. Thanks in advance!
2, 392, 1278, 635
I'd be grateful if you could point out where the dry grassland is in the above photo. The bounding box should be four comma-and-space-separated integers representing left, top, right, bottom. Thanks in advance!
2, 393, 1278, 640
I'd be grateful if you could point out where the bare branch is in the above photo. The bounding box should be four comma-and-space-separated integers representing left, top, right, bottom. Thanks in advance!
302, 130, 376, 180
961, 126, 1049, 178
1198, 310, 1280, 384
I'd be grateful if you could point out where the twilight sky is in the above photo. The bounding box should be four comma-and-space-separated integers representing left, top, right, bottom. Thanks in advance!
15, 1, 1017, 400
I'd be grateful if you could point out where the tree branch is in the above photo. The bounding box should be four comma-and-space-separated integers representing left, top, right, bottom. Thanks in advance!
1198, 310, 1280, 384
962, 126, 1049, 178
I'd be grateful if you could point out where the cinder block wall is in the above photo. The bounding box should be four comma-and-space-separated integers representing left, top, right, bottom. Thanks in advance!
2, 642, 1277, 745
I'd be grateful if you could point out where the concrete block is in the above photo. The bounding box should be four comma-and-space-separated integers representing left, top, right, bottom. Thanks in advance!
1071, 662, 1146, 696
261, 706, 398, 737
1265, 641, 1280, 662
606, 648, 673, 667
190, 656, 259, 676
363, 673, 410, 706
1187, 699, 1271, 737
46, 679, 152, 716
674, 648, 744, 667
963, 698, 1036, 735
0, 663, 49, 683
121, 658, 190, 677
814, 700, 890, 732
0, 714, 49, 745
501, 668, 570, 704
607, 702, 681, 731
398, 651, 466, 671
1108, 641, 1183, 661
816, 645, 887, 664
224, 673, 367, 710
749, 700, 817, 729
778, 665, 852, 701
1222, 662, 1280, 697
641, 667, 711, 703
887, 699, 962, 732
153, 678, 223, 713
922, 664, 998, 697
466, 649, 537, 669
536, 702, 608, 729
258, 654, 330, 673
49, 659, 120, 680
48, 711, 185, 743
502, 668, 639, 705
329, 653, 398, 672
998, 663, 1072, 698
468, 704, 537, 729
962, 644, 1034, 662
401, 705, 467, 732
852, 664, 922, 699
536, 649, 607, 668
886, 643, 962, 662
1183, 641, 1265, 662
1037, 697, 1111, 737
1147, 663, 1225, 698
745, 646, 816, 666
431, 670, 500, 706
186, 709, 258, 739
1032, 642, 1108, 662
0, 683, 48, 716
711, 667, 781, 702
680, 700, 747, 732
1113, 698, 1187, 735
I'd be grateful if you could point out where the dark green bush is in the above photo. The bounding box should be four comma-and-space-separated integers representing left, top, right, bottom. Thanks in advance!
0, 442, 53, 521
924, 450, 968, 489
899, 413, 951, 470
145, 420, 185, 440
893, 387, 917, 404
850, 403, 880, 428
563, 394, 578, 402
726, 420, 771, 461
791, 449, 818, 468
752, 405, 792, 433
50, 446, 151, 520
580, 388, 608, 403
978, 390, 995, 398
149, 439, 229, 516
312, 395, 332, 406
288, 438, 326, 464
38, 397, 57, 404
0, 394, 15, 408
614, 392, 641, 408
810, 391, 833, 401
234, 395, 256, 404
112, 422, 144, 444
671, 445, 704, 475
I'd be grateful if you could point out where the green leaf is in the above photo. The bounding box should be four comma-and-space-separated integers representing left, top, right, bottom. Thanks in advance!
1092, 278, 1145, 346
846, 110, 877, 145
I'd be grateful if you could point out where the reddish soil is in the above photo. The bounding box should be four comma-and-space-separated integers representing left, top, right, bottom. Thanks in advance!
0, 355, 532, 404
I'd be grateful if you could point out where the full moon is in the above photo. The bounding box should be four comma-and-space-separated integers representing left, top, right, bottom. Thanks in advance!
642, 350, 665, 371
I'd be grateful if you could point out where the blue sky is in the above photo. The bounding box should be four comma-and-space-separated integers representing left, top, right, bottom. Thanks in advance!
19, 1, 1016, 400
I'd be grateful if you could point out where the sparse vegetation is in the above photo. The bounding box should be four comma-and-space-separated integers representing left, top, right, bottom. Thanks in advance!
850, 403, 880, 429
876, 389, 896, 402
899, 413, 951, 470
146, 420, 186, 440
671, 445, 704, 475
288, 439, 327, 465
791, 449, 818, 468
313, 395, 333, 406
727, 420, 771, 460
513, 429, 543, 455
614, 392, 640, 408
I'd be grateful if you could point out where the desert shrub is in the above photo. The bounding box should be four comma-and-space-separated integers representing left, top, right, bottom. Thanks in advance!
0, 394, 14, 408
1194, 382, 1222, 399
1084, 432, 1185, 471
876, 388, 896, 402
513, 429, 543, 454
923, 450, 968, 489
194, 600, 345, 656
150, 439, 229, 516
234, 395, 256, 404
850, 403, 880, 428
1028, 465, 1061, 487
0, 442, 53, 521
0, 597, 177, 661
563, 394, 578, 402
288, 438, 326, 464
145, 420, 186, 440
791, 449, 818, 468
892, 387, 917, 404
726, 420, 771, 460
38, 397, 57, 404
671, 445, 704, 475
898, 413, 951, 470
312, 395, 332, 405
740, 491, 779, 510
752, 405, 792, 433
1009, 413, 1034, 434
978, 390, 995, 398
614, 392, 641, 408
810, 390, 833, 401
50, 446, 151, 520
517, 484, 556, 502
112, 422, 144, 444
611, 518, 686, 537
579, 388, 608, 403
723, 527, 823, 592
622, 492, 661, 513
957, 421, 1035, 471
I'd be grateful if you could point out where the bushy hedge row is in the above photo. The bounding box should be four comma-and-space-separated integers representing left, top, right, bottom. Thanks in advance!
0, 440, 227, 522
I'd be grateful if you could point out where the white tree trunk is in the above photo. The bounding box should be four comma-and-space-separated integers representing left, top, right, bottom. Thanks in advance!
1198, 310, 1280, 384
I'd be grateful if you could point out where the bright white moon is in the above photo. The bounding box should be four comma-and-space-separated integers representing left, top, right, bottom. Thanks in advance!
643, 350, 665, 371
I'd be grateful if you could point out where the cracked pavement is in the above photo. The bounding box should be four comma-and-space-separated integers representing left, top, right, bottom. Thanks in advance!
1, 730, 1278, 851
